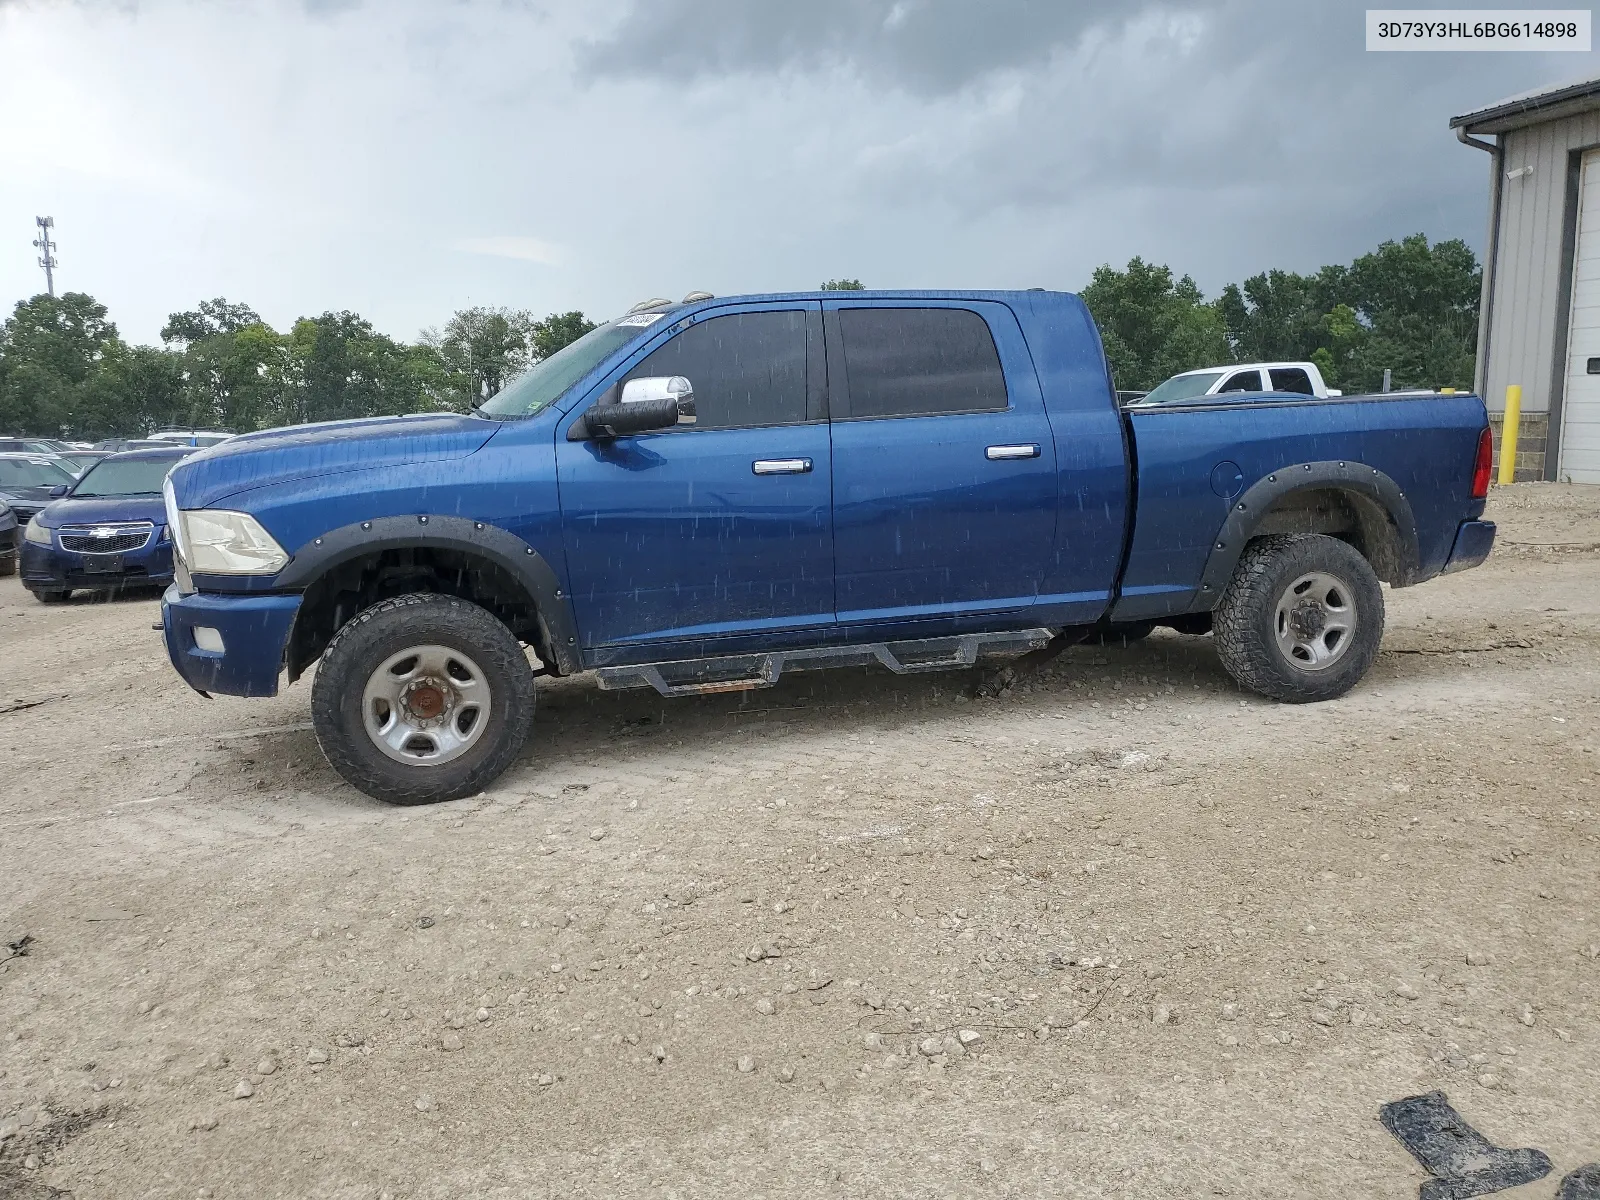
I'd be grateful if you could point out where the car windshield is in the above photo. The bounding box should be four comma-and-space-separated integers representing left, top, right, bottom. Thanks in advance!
475, 316, 664, 418
60, 454, 104, 473
0, 458, 75, 488
71, 457, 180, 497
1137, 370, 1226, 406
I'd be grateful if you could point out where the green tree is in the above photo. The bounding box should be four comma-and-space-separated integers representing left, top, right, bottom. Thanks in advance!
289, 312, 452, 425
1215, 234, 1479, 392
1342, 234, 1479, 391
421, 307, 536, 407
161, 298, 263, 347
820, 279, 864, 290
0, 292, 121, 435
177, 319, 292, 432
74, 344, 188, 439
1079, 258, 1231, 390
529, 310, 596, 361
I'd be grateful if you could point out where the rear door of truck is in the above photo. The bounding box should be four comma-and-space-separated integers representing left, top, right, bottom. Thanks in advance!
822, 299, 1058, 623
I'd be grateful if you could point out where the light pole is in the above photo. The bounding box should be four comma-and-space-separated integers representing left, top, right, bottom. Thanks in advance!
33, 216, 58, 297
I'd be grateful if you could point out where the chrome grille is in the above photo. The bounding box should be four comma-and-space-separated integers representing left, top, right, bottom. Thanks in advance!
59, 523, 154, 554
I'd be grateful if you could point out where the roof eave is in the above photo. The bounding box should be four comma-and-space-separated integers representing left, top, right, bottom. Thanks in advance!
1451, 81, 1600, 135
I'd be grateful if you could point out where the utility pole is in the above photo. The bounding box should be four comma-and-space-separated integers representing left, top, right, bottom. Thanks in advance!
33, 216, 57, 297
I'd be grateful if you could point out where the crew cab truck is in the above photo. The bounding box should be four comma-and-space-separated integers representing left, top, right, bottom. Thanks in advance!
158, 291, 1497, 805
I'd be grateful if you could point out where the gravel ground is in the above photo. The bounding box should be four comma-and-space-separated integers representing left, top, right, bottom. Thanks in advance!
1, 483, 1598, 1199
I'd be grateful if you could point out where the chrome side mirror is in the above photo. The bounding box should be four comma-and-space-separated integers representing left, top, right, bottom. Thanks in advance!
574, 376, 697, 441
620, 375, 696, 424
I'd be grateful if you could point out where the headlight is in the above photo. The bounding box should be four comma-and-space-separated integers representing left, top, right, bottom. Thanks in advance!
178, 510, 289, 575
24, 519, 51, 546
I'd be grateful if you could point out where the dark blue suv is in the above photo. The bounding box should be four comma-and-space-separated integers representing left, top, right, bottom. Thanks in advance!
21, 448, 193, 602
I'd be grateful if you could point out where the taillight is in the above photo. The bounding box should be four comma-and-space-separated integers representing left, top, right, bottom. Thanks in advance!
1471, 425, 1493, 499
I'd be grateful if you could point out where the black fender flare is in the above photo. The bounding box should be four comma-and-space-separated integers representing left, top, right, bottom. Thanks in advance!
1184, 460, 1421, 613
274, 514, 582, 675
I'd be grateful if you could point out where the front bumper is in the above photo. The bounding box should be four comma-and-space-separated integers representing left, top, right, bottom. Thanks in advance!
161, 583, 302, 697
21, 537, 175, 591
1442, 520, 1497, 574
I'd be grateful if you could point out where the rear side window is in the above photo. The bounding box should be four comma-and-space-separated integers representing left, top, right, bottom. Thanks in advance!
837, 307, 1007, 418
1218, 369, 1263, 392
1269, 367, 1315, 395
624, 310, 808, 430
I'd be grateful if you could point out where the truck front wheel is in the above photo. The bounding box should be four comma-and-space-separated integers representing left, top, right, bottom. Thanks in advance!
311, 593, 536, 805
1213, 534, 1383, 703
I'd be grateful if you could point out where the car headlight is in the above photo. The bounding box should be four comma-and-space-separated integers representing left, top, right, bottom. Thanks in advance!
178, 510, 289, 574
24, 519, 51, 546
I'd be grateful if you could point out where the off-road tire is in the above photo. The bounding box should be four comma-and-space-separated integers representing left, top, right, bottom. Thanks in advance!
31, 587, 70, 603
1213, 534, 1383, 703
311, 593, 535, 805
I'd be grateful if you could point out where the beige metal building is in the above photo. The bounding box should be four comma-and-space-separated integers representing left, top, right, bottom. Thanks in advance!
1453, 75, 1600, 482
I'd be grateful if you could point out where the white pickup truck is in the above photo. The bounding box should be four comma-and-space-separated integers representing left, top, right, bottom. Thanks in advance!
1132, 361, 1341, 406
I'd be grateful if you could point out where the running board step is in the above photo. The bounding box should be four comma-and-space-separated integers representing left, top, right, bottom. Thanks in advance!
595, 629, 1056, 698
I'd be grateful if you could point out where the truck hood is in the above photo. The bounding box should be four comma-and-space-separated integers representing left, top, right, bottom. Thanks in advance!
168, 413, 499, 509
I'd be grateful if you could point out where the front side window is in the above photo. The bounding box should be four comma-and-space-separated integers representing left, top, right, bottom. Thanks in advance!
624, 310, 808, 430
836, 307, 1007, 418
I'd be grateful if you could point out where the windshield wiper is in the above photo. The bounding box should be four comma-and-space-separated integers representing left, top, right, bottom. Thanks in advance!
468, 403, 505, 422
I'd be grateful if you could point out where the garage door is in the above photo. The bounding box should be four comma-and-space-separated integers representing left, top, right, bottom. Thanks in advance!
1561, 150, 1600, 482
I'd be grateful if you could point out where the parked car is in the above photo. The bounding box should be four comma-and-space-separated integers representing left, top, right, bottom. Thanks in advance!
20, 447, 194, 603
1132, 361, 1342, 406
146, 429, 233, 448
0, 500, 16, 577
0, 453, 79, 525
157, 290, 1496, 805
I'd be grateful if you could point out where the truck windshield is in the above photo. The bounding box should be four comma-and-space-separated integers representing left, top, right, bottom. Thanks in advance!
1137, 371, 1226, 406
476, 317, 661, 418
71, 457, 182, 497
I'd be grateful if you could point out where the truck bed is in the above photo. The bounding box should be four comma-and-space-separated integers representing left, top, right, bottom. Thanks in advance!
1112, 390, 1491, 622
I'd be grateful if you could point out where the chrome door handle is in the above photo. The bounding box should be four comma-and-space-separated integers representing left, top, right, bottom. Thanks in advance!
752, 458, 813, 475
986, 444, 1041, 460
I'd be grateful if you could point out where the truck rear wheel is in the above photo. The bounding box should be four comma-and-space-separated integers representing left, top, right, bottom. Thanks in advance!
1213, 534, 1383, 703
311, 593, 535, 805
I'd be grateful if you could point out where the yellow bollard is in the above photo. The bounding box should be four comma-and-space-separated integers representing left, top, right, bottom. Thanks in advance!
1498, 385, 1522, 486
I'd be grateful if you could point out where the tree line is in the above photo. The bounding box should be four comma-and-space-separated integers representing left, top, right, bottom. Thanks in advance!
0, 238, 1479, 439
0, 297, 596, 440
1082, 233, 1481, 393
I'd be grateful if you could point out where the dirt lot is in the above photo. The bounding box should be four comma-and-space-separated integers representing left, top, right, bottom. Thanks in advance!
2, 483, 1599, 1200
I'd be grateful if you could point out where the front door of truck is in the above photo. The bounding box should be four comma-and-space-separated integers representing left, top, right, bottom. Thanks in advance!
823, 300, 1059, 623
555, 302, 833, 649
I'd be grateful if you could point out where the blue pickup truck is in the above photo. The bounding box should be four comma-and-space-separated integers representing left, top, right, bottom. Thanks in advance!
158, 290, 1496, 804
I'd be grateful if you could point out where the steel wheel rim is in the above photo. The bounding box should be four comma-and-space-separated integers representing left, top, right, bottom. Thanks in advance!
1273, 571, 1356, 672
361, 643, 491, 766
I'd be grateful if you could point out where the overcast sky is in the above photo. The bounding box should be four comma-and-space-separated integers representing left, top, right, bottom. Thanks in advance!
1, 0, 1596, 345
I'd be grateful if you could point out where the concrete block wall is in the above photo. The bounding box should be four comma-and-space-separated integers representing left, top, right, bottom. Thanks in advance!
1488, 410, 1549, 481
